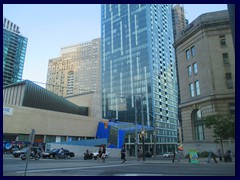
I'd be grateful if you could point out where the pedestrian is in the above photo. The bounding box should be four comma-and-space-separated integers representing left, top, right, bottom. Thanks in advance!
97, 147, 102, 163
137, 146, 143, 161
121, 146, 127, 163
172, 150, 176, 163
217, 148, 223, 162
176, 151, 181, 162
206, 151, 218, 163
102, 146, 106, 163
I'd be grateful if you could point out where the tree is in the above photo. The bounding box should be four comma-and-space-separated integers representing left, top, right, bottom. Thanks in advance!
203, 114, 235, 155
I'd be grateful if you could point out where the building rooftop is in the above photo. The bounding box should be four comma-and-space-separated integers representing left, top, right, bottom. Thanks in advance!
3, 80, 88, 116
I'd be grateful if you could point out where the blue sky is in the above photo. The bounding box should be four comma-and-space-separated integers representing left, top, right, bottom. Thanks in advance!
3, 4, 227, 87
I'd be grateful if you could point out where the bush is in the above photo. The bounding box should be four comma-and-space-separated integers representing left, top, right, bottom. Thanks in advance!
185, 151, 211, 159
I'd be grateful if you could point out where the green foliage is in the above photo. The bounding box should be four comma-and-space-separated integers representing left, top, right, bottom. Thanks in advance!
185, 151, 210, 158
203, 114, 235, 140
198, 151, 209, 158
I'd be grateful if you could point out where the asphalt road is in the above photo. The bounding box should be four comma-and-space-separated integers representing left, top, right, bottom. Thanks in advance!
3, 154, 235, 176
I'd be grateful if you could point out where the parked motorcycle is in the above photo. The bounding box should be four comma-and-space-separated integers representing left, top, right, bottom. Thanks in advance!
20, 152, 40, 160
84, 152, 94, 160
54, 152, 68, 159
93, 151, 99, 160
93, 151, 109, 160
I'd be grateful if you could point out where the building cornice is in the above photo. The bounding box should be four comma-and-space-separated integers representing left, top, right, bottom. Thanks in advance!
173, 11, 230, 48
179, 92, 235, 109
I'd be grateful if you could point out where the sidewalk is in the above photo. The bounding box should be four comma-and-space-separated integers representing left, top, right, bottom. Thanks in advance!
129, 156, 235, 165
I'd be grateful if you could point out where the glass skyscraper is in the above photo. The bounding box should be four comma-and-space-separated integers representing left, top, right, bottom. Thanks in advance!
101, 4, 178, 153
3, 17, 28, 86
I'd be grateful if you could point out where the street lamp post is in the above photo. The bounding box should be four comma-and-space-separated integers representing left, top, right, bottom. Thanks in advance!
121, 95, 138, 160
153, 119, 157, 159
140, 95, 145, 161
134, 96, 138, 160
120, 93, 145, 160
146, 113, 157, 159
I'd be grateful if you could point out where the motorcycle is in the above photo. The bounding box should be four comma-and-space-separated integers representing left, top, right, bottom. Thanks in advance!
93, 151, 109, 160
93, 151, 99, 160
55, 152, 68, 159
83, 152, 94, 160
20, 151, 40, 160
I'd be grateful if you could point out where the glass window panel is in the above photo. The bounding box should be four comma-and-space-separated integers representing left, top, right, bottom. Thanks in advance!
193, 63, 198, 74
189, 83, 195, 97
186, 49, 190, 60
188, 65, 192, 76
191, 46, 195, 57
195, 81, 200, 96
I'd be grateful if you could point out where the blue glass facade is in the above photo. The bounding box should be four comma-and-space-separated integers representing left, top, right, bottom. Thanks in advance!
3, 27, 27, 86
101, 4, 178, 152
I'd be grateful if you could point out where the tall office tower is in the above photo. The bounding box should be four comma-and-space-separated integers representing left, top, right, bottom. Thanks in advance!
3, 17, 28, 86
101, 4, 178, 153
172, 4, 187, 41
174, 10, 235, 154
46, 38, 101, 97
171, 4, 187, 143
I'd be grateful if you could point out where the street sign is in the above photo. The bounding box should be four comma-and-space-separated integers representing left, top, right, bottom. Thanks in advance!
189, 149, 199, 164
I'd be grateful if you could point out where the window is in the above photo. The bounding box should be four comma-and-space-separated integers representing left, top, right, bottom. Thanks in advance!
189, 83, 195, 97
226, 73, 233, 89
186, 49, 190, 60
229, 103, 235, 115
188, 65, 192, 76
45, 135, 56, 143
191, 46, 195, 57
219, 35, 226, 47
223, 53, 229, 64
192, 110, 205, 141
195, 80, 200, 96
193, 63, 198, 74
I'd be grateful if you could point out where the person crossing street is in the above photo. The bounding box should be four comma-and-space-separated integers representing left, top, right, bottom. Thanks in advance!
121, 146, 127, 163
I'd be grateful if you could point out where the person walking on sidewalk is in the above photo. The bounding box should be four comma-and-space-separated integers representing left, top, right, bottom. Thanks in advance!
102, 146, 106, 163
121, 146, 127, 163
97, 147, 102, 163
137, 146, 143, 161
206, 151, 218, 163
172, 150, 176, 163
176, 150, 181, 162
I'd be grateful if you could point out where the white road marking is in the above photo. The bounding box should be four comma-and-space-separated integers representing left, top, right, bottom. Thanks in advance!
16, 163, 139, 173
114, 173, 164, 176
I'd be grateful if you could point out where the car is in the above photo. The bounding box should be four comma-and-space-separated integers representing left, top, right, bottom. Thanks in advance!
12, 147, 44, 158
41, 148, 75, 159
163, 152, 174, 158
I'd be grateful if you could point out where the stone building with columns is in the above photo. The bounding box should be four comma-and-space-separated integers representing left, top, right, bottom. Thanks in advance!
174, 10, 235, 155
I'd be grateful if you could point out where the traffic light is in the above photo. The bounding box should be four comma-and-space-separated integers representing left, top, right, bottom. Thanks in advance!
178, 144, 183, 151
139, 134, 144, 142
104, 121, 108, 129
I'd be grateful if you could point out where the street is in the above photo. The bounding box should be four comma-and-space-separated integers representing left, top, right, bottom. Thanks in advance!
3, 154, 235, 176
